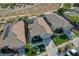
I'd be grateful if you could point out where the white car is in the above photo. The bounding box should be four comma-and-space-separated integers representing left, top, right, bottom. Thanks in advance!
69, 49, 77, 56
64, 49, 77, 56
66, 52, 72, 56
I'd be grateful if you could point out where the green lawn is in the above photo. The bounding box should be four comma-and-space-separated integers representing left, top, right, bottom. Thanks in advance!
72, 29, 79, 37
25, 49, 37, 56
0, 3, 16, 9
63, 3, 71, 10
69, 16, 79, 24
24, 44, 37, 56
53, 34, 68, 46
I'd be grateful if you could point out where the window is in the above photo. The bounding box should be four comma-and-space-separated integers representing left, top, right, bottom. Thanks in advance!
32, 36, 43, 44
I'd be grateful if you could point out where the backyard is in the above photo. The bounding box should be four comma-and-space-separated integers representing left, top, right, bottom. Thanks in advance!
57, 3, 71, 15
53, 34, 68, 46
72, 29, 79, 37
69, 16, 79, 25
63, 3, 72, 10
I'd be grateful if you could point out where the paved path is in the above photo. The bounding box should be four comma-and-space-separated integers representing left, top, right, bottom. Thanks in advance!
37, 52, 48, 56
45, 40, 55, 56
43, 36, 56, 56
38, 37, 79, 56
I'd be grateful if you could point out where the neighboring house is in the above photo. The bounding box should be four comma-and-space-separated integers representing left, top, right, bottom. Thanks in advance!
27, 17, 53, 47
63, 11, 79, 39
64, 11, 79, 26
44, 13, 73, 40
71, 7, 79, 13
64, 11, 79, 19
0, 21, 26, 56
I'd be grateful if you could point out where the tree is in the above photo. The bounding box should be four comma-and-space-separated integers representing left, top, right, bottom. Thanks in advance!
65, 43, 73, 51
73, 3, 79, 7
57, 8, 66, 15
55, 28, 64, 34
63, 3, 71, 10
58, 47, 65, 54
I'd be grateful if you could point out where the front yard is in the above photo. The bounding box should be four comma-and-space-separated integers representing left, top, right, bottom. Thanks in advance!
24, 44, 37, 56
24, 43, 46, 56
53, 34, 68, 46
25, 48, 37, 56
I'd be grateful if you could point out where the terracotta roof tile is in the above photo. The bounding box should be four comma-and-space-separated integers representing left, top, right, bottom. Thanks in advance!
12, 21, 26, 44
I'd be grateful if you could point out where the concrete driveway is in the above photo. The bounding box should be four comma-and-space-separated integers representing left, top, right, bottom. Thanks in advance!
43, 36, 55, 56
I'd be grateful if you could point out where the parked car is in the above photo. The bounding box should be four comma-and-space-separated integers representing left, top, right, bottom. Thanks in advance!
64, 49, 78, 56
66, 52, 72, 56
69, 49, 77, 56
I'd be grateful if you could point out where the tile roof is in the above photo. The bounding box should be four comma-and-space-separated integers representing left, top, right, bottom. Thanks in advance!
44, 13, 73, 30
72, 7, 79, 12
0, 21, 26, 48
36, 17, 53, 35
64, 11, 79, 16
12, 21, 26, 44
28, 17, 53, 37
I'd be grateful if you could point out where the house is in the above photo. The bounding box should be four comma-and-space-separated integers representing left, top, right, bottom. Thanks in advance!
64, 11, 79, 20
71, 7, 79, 13
44, 13, 73, 30
64, 11, 79, 29
27, 17, 53, 47
0, 21, 26, 56
44, 13, 73, 40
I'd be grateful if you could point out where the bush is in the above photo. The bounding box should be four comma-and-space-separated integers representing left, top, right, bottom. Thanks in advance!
72, 29, 79, 36
55, 28, 64, 34
57, 3, 71, 15
69, 16, 79, 25
65, 43, 74, 51
58, 47, 65, 54
57, 8, 66, 15
24, 44, 31, 49
53, 34, 68, 46
73, 3, 79, 7
24, 44, 37, 56
0, 3, 16, 9
63, 3, 71, 10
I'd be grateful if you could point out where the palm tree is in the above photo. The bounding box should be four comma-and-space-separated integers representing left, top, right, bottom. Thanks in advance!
58, 47, 65, 54
65, 43, 74, 51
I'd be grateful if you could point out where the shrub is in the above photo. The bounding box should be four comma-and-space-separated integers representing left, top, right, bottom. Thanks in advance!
65, 43, 74, 51
58, 47, 65, 54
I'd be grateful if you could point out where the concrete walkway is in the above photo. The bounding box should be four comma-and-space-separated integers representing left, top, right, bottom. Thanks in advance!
37, 51, 48, 56
43, 36, 55, 56
45, 40, 55, 56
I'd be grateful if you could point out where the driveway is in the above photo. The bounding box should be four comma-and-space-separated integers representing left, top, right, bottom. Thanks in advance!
50, 37, 79, 56
43, 36, 55, 56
